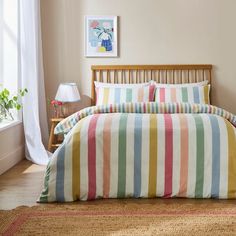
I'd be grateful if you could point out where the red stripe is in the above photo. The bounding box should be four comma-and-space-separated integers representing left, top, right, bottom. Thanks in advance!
143, 103, 146, 113
88, 115, 99, 200
176, 103, 179, 113
149, 85, 156, 101
164, 114, 173, 197
160, 88, 165, 102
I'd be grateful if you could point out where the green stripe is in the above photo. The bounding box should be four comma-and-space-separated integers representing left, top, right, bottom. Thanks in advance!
38, 163, 51, 202
182, 87, 188, 102
194, 115, 205, 198
126, 89, 132, 102
117, 114, 128, 197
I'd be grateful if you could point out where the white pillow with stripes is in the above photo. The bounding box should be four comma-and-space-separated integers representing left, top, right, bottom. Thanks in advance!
96, 85, 156, 105
154, 84, 210, 104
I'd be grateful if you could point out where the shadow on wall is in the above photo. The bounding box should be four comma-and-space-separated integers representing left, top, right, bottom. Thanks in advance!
47, 94, 92, 120
211, 66, 236, 114
66, 94, 92, 114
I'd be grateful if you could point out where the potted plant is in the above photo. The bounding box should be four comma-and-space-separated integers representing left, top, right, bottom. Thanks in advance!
0, 87, 28, 122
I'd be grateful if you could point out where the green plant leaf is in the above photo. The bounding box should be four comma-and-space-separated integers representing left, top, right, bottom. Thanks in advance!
16, 104, 21, 110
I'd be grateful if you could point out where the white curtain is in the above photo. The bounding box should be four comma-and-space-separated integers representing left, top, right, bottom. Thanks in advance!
19, 0, 49, 165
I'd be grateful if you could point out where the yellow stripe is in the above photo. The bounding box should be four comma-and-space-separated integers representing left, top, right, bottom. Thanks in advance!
72, 120, 84, 200
148, 114, 158, 197
226, 121, 236, 198
103, 88, 110, 105
204, 85, 210, 104
147, 103, 150, 113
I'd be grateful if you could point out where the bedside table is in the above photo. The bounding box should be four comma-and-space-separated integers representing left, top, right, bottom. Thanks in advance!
48, 118, 64, 152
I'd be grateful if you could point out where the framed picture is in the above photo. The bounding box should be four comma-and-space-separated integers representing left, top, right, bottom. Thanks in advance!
85, 15, 118, 57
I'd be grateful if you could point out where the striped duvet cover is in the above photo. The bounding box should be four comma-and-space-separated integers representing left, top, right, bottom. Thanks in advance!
39, 103, 236, 202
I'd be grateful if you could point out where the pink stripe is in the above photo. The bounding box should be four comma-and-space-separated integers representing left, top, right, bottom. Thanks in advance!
178, 115, 189, 197
164, 114, 173, 197
170, 88, 177, 102
88, 115, 99, 200
160, 88, 165, 102
3, 214, 30, 236
103, 115, 112, 198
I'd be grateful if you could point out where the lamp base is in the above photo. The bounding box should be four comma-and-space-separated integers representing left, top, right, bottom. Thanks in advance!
61, 103, 69, 118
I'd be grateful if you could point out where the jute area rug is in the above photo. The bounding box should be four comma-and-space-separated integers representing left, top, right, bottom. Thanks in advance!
0, 199, 236, 235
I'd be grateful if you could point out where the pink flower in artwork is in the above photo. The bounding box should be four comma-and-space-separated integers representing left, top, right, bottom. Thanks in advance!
90, 20, 99, 29
103, 22, 111, 29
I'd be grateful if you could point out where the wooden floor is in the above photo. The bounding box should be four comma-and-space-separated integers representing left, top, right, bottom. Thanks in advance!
0, 160, 46, 210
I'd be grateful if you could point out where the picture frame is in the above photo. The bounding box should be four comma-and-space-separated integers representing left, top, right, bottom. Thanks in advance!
85, 15, 118, 57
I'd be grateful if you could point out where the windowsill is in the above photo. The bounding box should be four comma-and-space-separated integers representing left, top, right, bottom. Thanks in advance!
0, 120, 22, 132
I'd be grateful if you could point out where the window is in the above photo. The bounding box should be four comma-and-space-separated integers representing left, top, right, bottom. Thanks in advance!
0, 0, 20, 124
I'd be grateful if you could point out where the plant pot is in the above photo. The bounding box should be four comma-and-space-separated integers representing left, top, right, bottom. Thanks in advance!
101, 39, 112, 51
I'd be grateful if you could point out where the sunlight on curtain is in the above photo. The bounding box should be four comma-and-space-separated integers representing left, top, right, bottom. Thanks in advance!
19, 0, 49, 165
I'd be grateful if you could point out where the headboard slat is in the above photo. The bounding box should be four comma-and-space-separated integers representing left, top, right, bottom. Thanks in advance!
91, 64, 212, 104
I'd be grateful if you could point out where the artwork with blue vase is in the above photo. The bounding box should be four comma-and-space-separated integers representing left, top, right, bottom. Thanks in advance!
85, 16, 118, 57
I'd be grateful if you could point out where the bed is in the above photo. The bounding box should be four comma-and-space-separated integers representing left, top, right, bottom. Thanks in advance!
39, 65, 236, 202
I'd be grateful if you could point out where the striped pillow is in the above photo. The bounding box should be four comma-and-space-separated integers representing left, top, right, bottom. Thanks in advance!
154, 85, 210, 104
96, 85, 155, 105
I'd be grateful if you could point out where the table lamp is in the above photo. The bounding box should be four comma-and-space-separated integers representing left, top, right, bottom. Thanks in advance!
55, 83, 80, 117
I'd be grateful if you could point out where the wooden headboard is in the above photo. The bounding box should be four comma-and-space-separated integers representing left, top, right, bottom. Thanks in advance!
91, 64, 212, 104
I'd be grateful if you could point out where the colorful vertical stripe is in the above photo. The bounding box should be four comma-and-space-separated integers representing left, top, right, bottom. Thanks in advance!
194, 115, 205, 198
164, 114, 173, 197
178, 114, 189, 197
103, 115, 113, 198
40, 102, 236, 202
134, 114, 142, 197
148, 115, 158, 197
210, 115, 220, 198
87, 115, 99, 200
117, 114, 128, 198
56, 146, 65, 202
226, 120, 236, 198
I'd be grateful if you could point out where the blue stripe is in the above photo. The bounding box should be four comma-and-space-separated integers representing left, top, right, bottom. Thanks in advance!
135, 103, 138, 113
114, 88, 121, 104
209, 115, 220, 198
193, 87, 200, 103
56, 145, 65, 202
134, 114, 142, 197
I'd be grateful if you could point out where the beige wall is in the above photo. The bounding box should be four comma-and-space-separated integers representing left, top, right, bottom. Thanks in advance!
0, 124, 25, 174
41, 0, 236, 114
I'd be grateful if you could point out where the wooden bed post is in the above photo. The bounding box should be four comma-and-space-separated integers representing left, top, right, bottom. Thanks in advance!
91, 69, 96, 105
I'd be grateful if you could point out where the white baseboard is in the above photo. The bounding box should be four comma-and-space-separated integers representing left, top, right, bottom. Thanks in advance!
0, 146, 25, 175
